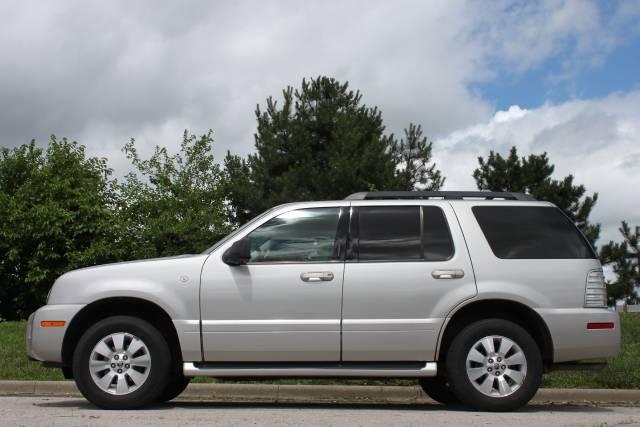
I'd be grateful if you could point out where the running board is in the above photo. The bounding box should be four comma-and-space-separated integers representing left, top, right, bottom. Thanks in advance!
183, 361, 437, 378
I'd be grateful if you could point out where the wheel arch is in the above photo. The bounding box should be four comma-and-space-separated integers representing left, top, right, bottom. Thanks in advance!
436, 299, 554, 367
61, 297, 182, 375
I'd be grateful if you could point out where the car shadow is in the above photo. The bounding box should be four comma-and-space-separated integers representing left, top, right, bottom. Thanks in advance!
34, 398, 617, 414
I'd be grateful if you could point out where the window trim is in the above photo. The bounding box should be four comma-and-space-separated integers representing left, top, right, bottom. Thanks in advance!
350, 205, 455, 263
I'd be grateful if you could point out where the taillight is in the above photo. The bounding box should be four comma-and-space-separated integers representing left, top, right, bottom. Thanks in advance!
584, 269, 607, 308
587, 322, 614, 329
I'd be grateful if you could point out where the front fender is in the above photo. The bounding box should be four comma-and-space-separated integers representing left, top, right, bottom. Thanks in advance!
47, 255, 206, 321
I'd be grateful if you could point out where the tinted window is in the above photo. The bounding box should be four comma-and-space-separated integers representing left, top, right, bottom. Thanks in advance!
423, 206, 454, 261
358, 206, 422, 261
472, 206, 595, 259
248, 208, 341, 262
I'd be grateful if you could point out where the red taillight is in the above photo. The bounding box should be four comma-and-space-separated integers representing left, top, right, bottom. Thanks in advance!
587, 322, 614, 330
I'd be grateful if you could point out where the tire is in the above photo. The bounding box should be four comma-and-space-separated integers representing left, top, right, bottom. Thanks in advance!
155, 370, 191, 403
419, 376, 460, 405
445, 319, 542, 412
72, 315, 171, 409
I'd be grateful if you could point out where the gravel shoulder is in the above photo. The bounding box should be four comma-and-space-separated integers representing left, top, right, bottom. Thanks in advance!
1, 396, 639, 427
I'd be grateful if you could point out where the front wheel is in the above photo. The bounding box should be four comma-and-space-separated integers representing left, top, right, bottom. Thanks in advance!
445, 319, 542, 412
72, 315, 171, 409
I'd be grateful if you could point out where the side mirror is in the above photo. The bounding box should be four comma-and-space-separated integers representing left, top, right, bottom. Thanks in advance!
222, 238, 251, 266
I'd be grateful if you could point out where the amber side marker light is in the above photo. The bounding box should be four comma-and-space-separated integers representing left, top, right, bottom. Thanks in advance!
40, 321, 65, 327
587, 322, 614, 330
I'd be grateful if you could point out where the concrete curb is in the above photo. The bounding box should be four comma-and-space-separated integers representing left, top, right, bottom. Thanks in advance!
0, 381, 638, 405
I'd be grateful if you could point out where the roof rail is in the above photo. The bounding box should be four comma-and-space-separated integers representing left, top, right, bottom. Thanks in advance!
345, 191, 536, 201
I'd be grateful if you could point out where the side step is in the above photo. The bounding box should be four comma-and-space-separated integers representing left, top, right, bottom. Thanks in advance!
184, 361, 437, 378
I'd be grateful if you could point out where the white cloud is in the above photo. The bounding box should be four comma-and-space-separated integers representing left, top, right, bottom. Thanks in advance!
435, 90, 640, 244
0, 1, 638, 243
0, 1, 630, 156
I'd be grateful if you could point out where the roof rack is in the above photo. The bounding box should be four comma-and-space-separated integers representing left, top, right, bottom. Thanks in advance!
345, 191, 536, 201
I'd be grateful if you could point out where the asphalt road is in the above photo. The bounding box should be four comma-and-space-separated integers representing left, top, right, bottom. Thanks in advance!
1, 397, 638, 426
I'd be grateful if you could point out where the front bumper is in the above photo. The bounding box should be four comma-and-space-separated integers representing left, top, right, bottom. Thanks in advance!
537, 308, 621, 363
26, 304, 85, 363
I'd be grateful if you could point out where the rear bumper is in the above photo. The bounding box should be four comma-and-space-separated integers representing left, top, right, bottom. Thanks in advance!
537, 308, 621, 363
26, 304, 85, 363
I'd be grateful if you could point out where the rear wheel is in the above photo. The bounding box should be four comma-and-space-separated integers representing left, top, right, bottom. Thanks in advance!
72, 315, 170, 409
419, 376, 460, 405
445, 319, 542, 412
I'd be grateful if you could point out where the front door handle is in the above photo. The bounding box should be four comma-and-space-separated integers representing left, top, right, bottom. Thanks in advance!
432, 269, 464, 279
300, 272, 334, 282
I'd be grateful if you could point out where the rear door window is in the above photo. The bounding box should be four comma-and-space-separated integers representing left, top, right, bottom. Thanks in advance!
356, 206, 454, 261
472, 206, 595, 259
358, 206, 422, 261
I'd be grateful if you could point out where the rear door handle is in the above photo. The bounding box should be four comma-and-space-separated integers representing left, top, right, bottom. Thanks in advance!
432, 269, 464, 279
300, 272, 334, 282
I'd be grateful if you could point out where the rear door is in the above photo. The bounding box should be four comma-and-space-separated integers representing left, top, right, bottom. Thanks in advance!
341, 201, 477, 361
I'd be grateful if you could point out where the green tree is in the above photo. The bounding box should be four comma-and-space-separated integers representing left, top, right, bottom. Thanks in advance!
600, 222, 640, 306
473, 146, 600, 244
119, 130, 230, 258
393, 123, 444, 191
224, 76, 443, 224
0, 137, 118, 320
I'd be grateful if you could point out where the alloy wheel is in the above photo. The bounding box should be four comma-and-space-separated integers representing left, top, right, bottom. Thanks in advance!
465, 335, 527, 397
88, 332, 152, 395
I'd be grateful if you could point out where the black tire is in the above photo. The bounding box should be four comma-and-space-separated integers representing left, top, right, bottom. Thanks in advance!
419, 376, 460, 405
155, 370, 191, 403
445, 319, 542, 412
72, 315, 171, 409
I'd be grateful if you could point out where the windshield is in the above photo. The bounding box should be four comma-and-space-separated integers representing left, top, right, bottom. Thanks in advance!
202, 207, 280, 254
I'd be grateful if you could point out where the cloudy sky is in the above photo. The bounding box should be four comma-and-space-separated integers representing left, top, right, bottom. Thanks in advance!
1, 0, 639, 243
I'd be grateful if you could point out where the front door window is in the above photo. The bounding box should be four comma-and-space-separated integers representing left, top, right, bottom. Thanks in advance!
247, 207, 342, 263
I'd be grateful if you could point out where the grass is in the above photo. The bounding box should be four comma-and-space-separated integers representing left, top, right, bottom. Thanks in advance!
2, 313, 638, 388
0, 321, 63, 381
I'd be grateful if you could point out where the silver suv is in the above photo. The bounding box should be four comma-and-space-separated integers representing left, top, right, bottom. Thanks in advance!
27, 191, 621, 411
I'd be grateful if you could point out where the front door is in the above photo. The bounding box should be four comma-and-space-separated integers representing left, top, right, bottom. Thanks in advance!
341, 202, 477, 361
200, 204, 348, 361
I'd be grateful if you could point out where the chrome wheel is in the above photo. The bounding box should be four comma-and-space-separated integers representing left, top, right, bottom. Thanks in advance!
89, 332, 151, 395
465, 335, 527, 397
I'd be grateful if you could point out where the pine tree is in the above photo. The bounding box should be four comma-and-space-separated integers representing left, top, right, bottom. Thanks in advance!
224, 76, 443, 224
600, 222, 640, 306
393, 123, 444, 191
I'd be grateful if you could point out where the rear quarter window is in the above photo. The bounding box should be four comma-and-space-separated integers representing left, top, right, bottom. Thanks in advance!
472, 206, 595, 259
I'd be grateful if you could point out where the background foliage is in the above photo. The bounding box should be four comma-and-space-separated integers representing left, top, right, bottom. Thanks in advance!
118, 130, 230, 259
600, 222, 640, 305
224, 77, 443, 224
0, 138, 118, 320
0, 76, 636, 319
